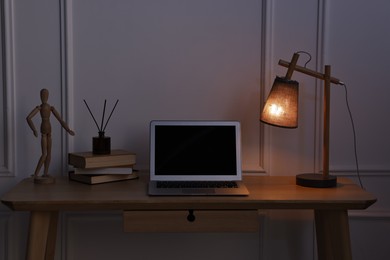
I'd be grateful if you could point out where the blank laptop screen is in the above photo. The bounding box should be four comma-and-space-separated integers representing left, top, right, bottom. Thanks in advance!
150, 121, 242, 181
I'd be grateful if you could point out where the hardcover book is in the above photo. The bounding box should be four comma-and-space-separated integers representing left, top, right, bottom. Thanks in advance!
69, 171, 138, 185
68, 150, 136, 169
74, 166, 133, 175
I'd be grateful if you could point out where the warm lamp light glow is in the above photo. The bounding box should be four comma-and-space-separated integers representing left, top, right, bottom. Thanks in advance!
260, 76, 299, 128
268, 104, 284, 116
259, 52, 342, 188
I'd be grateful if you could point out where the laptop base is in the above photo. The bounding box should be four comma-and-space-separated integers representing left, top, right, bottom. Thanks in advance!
148, 181, 249, 196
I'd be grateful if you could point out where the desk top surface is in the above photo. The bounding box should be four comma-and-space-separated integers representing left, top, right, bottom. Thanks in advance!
1, 173, 376, 211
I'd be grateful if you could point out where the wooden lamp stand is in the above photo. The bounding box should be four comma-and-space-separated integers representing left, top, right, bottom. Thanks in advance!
275, 53, 344, 188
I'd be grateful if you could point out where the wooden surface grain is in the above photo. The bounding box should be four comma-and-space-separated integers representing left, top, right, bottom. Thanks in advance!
1, 173, 377, 211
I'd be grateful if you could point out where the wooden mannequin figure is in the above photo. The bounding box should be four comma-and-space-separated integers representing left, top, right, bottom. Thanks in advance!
26, 88, 75, 184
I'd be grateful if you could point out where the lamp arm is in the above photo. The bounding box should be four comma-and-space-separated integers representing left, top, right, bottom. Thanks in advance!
267, 52, 339, 187
279, 59, 343, 85
285, 53, 300, 80
280, 54, 334, 179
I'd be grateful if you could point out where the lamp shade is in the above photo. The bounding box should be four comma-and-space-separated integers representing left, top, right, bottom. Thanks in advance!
260, 76, 299, 128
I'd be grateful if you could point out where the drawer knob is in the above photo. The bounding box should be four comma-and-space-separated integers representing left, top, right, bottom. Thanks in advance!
187, 210, 196, 222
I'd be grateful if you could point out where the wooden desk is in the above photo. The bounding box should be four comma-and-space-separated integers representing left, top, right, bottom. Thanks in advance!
1, 174, 376, 260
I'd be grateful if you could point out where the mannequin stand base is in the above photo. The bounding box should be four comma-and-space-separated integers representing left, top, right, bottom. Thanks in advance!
34, 175, 56, 184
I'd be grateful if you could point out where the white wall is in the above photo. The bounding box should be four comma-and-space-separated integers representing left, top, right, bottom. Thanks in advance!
1, 0, 389, 259
68, 0, 264, 172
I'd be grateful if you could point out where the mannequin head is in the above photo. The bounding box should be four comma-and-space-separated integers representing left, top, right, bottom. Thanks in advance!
40, 88, 49, 103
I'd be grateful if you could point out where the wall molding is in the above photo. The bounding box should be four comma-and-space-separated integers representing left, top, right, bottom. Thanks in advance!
331, 167, 390, 176
61, 0, 268, 174
349, 210, 390, 219
260, 0, 274, 175
0, 212, 11, 260
61, 212, 122, 260
0, 0, 15, 177
312, 0, 327, 174
59, 0, 75, 176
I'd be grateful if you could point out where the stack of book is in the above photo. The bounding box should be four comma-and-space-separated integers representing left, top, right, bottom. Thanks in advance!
68, 149, 137, 184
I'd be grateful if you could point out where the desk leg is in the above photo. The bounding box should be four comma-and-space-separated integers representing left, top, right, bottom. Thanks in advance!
26, 211, 59, 260
314, 210, 352, 260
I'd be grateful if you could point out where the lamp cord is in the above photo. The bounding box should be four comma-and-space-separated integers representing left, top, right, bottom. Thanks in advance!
341, 83, 364, 189
293, 50, 364, 188
296, 51, 312, 68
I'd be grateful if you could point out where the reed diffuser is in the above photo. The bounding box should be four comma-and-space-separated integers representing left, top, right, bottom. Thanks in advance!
84, 99, 119, 154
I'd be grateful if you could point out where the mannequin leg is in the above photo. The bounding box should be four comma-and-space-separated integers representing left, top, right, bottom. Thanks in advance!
43, 134, 52, 176
34, 134, 48, 176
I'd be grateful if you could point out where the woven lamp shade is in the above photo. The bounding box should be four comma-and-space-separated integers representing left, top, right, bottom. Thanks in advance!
260, 76, 299, 128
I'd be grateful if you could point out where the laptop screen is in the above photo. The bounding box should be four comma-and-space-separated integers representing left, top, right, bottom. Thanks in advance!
150, 121, 242, 181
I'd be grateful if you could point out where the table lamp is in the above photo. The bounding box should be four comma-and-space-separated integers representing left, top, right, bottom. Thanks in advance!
260, 52, 344, 188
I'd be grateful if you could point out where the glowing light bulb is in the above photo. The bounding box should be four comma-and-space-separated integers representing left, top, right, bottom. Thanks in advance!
269, 104, 283, 116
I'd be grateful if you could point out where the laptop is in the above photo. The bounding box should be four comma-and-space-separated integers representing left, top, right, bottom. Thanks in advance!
148, 120, 249, 196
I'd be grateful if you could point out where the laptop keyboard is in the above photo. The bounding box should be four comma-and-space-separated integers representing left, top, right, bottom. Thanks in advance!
156, 181, 239, 189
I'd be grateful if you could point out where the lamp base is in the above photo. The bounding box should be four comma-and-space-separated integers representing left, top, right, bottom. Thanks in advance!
296, 173, 337, 188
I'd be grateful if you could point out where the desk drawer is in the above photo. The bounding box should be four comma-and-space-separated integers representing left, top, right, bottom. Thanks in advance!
123, 210, 260, 232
